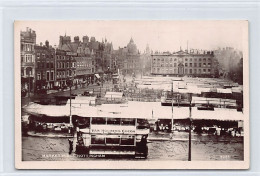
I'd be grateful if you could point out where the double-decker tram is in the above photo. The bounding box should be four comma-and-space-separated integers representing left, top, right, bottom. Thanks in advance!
74, 116, 150, 159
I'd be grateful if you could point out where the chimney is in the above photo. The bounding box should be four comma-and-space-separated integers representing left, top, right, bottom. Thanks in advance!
45, 40, 49, 48
74, 36, 79, 43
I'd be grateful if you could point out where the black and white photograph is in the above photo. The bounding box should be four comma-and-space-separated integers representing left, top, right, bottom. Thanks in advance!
14, 20, 249, 169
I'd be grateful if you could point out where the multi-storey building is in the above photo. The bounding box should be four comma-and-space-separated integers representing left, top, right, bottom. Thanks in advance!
20, 27, 36, 93
58, 35, 100, 82
114, 38, 141, 76
55, 50, 77, 88
34, 41, 56, 90
151, 49, 216, 77
74, 55, 95, 85
140, 44, 152, 76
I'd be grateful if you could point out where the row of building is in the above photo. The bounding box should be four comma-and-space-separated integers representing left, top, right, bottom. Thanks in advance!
20, 27, 144, 93
21, 27, 224, 94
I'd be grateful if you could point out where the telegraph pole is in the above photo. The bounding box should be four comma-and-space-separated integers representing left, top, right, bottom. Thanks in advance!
188, 93, 192, 161
69, 55, 72, 126
171, 81, 174, 131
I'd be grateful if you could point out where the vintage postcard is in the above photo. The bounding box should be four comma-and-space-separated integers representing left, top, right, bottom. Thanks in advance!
14, 20, 249, 169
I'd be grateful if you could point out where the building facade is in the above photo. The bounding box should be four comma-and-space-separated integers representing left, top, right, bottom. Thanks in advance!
74, 56, 95, 85
20, 27, 36, 93
55, 50, 77, 88
114, 38, 141, 76
34, 41, 56, 90
151, 50, 216, 77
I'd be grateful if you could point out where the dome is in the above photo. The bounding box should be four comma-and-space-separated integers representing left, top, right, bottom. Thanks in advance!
127, 38, 138, 54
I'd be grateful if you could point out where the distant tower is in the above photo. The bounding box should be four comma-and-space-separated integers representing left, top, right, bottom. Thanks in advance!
59, 35, 71, 49
145, 44, 150, 54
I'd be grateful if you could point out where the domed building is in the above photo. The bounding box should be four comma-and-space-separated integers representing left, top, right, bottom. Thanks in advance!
127, 38, 138, 55
123, 38, 141, 75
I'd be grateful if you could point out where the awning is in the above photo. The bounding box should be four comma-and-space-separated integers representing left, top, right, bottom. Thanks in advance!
95, 74, 100, 79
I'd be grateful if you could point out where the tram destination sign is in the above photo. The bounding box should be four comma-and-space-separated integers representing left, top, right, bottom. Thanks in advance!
90, 125, 136, 134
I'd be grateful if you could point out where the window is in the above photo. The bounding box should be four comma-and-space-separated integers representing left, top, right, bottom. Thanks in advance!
185, 58, 188, 61
92, 117, 106, 124
174, 58, 177, 61
203, 63, 206, 66
46, 62, 49, 68
107, 118, 120, 125
121, 136, 135, 146
106, 137, 120, 145
46, 71, 50, 81
190, 69, 192, 74
194, 69, 197, 73
194, 63, 197, 67
91, 135, 105, 144
185, 69, 188, 74
174, 63, 177, 67
37, 73, 41, 80
189, 63, 192, 67
199, 58, 201, 61
208, 63, 211, 66
37, 61, 40, 68
185, 63, 188, 67
190, 58, 192, 61
203, 58, 206, 61
199, 63, 201, 67
198, 69, 201, 73
208, 69, 211, 72
51, 71, 54, 81
203, 69, 206, 72
121, 118, 135, 126
50, 62, 54, 68
21, 55, 24, 63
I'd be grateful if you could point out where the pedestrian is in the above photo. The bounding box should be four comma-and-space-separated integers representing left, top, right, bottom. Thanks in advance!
68, 139, 73, 155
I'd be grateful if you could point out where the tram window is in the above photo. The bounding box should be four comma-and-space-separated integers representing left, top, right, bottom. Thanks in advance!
92, 117, 106, 124
74, 117, 90, 128
121, 118, 135, 126
121, 136, 135, 145
106, 137, 120, 145
137, 119, 149, 129
107, 118, 120, 125
91, 135, 105, 144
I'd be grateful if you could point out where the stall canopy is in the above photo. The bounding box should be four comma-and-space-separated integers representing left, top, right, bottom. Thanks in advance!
105, 92, 124, 99
23, 101, 244, 121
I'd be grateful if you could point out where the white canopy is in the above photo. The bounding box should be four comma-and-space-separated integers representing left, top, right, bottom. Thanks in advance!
23, 101, 244, 121
105, 92, 124, 99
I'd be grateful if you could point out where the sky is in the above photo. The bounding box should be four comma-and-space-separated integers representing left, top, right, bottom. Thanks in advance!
15, 20, 247, 53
